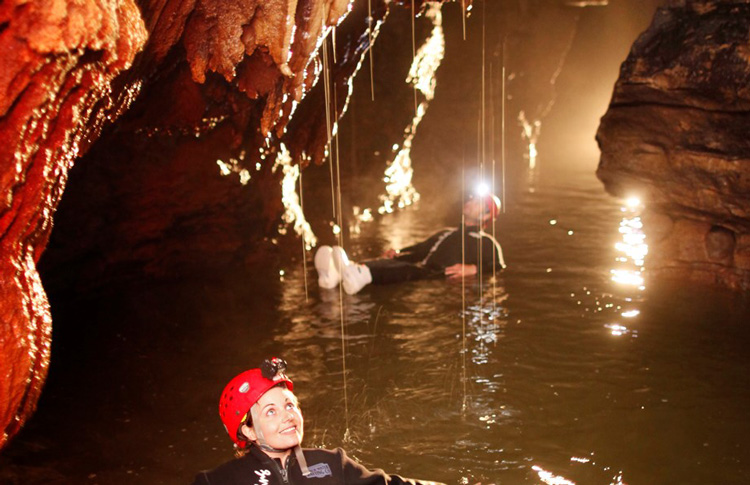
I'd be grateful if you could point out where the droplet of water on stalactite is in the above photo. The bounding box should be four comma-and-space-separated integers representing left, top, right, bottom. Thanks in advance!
272, 144, 318, 250
216, 143, 317, 249
377, 2, 445, 215
349, 206, 373, 235
216, 148, 251, 185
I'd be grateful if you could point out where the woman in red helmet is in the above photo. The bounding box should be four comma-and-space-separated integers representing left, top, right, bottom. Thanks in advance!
192, 358, 444, 485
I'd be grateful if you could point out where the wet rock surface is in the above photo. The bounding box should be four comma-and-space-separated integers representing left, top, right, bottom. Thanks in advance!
597, 0, 750, 291
0, 0, 147, 450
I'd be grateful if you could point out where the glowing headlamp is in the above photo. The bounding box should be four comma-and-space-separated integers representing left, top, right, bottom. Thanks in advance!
475, 182, 490, 198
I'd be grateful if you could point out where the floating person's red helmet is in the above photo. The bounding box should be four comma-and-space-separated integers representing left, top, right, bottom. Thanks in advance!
218, 358, 293, 448
483, 194, 502, 218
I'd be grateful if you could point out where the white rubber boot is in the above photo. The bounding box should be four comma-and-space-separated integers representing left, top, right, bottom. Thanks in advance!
314, 245, 341, 289
331, 246, 350, 273
342, 263, 372, 295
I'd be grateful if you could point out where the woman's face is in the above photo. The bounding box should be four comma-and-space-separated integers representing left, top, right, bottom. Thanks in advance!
244, 386, 304, 458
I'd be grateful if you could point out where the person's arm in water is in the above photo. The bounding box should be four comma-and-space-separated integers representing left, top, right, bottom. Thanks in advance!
444, 230, 505, 279
381, 248, 399, 259
444, 263, 477, 279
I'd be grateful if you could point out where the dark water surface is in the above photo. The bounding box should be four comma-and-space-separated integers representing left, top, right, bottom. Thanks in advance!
3, 169, 750, 484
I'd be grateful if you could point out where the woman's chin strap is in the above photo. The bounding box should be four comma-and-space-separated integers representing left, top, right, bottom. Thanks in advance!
294, 445, 310, 476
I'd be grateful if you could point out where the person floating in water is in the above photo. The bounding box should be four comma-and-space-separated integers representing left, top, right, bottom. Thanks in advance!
192, 358, 444, 485
315, 193, 506, 295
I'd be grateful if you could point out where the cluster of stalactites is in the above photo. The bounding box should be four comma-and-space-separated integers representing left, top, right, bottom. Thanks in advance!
182, 0, 354, 140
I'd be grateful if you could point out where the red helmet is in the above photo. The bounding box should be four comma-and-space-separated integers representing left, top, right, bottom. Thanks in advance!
480, 194, 502, 218
218, 358, 293, 448
481, 194, 502, 219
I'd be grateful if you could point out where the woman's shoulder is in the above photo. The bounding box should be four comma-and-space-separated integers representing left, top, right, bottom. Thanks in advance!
301, 446, 345, 461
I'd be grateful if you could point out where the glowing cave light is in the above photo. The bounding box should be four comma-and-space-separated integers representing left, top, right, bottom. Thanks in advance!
625, 196, 642, 209
475, 182, 490, 197
272, 144, 317, 250
519, 111, 541, 170
378, 3, 444, 214
621, 309, 640, 318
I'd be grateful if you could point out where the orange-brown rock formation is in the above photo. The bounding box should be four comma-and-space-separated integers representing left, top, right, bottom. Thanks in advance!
0, 0, 147, 449
596, 0, 750, 291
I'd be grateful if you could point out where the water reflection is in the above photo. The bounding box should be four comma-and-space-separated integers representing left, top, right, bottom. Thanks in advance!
604, 197, 647, 338
610, 197, 646, 291
461, 282, 509, 362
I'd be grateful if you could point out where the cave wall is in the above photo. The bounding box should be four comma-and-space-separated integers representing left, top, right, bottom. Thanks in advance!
596, 0, 750, 291
0, 0, 148, 450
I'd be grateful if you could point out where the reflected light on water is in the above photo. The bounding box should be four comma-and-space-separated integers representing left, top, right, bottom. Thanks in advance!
611, 197, 647, 292
596, 196, 647, 340
609, 268, 644, 287
532, 465, 576, 485
604, 323, 636, 337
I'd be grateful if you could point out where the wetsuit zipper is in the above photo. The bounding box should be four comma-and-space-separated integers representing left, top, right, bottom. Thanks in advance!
269, 454, 294, 484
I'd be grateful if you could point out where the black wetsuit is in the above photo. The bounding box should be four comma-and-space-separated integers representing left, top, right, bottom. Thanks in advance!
364, 224, 505, 284
192, 445, 443, 485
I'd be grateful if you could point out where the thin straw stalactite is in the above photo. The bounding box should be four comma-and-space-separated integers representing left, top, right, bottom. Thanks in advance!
300, 168, 309, 302
478, 0, 487, 326
490, 61, 497, 316
411, 0, 418, 114
461, 0, 466, 40
322, 37, 336, 220
501, 40, 507, 214
321, 22, 350, 441
461, 162, 467, 414
368, 0, 375, 101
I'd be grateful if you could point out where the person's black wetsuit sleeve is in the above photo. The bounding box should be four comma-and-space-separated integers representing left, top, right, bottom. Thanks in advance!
190, 471, 211, 485
394, 230, 450, 263
336, 448, 446, 485
478, 233, 505, 272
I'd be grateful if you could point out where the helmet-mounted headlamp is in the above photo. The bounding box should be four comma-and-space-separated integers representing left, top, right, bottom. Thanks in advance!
260, 357, 288, 381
